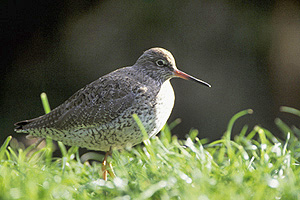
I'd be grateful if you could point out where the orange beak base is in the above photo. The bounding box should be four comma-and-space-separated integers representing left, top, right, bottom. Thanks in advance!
174, 69, 211, 88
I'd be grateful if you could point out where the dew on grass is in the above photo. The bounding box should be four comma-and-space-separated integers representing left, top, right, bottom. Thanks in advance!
243, 152, 249, 160
278, 169, 284, 177
268, 163, 273, 168
91, 179, 105, 187
251, 145, 257, 150
178, 171, 192, 184
54, 175, 61, 183
268, 178, 279, 188
42, 181, 50, 189
143, 147, 151, 159
261, 144, 267, 151
114, 177, 128, 189
264, 153, 270, 162
106, 181, 114, 189
271, 143, 282, 157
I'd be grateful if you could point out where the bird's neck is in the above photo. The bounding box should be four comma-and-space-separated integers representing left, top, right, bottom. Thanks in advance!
131, 65, 168, 86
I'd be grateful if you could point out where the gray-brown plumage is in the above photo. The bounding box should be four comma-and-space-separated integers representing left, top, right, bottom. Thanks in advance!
14, 47, 211, 152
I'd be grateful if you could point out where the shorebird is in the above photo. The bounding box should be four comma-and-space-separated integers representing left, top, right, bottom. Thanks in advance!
14, 47, 211, 180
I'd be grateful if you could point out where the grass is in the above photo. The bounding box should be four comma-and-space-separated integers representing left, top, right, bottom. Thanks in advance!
1, 94, 300, 199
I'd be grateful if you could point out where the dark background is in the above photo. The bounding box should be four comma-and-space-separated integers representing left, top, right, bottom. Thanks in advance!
1, 0, 300, 145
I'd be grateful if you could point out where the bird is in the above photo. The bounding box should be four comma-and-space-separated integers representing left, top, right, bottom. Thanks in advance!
14, 47, 211, 180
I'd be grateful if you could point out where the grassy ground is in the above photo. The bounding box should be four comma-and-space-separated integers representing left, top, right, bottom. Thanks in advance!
1, 105, 300, 199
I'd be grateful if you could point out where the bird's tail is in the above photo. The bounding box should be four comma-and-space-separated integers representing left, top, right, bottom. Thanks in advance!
14, 118, 38, 133
14, 111, 51, 133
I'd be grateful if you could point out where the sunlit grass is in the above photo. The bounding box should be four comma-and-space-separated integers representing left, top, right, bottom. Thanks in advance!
1, 94, 300, 199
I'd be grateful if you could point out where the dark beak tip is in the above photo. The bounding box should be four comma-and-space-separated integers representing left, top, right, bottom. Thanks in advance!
189, 76, 211, 88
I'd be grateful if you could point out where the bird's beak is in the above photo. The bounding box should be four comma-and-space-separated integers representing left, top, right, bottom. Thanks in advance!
174, 69, 211, 87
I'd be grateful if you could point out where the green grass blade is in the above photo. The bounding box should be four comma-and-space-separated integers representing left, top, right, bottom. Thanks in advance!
132, 113, 148, 140
0, 136, 12, 159
225, 109, 253, 140
58, 140, 68, 157
275, 118, 293, 137
40, 92, 51, 114
280, 106, 300, 117
224, 109, 253, 160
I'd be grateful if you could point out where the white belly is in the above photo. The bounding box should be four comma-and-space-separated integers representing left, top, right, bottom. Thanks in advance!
148, 80, 175, 138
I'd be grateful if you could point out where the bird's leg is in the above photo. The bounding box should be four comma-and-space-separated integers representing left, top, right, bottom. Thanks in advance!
102, 151, 109, 181
102, 149, 115, 180
108, 162, 116, 179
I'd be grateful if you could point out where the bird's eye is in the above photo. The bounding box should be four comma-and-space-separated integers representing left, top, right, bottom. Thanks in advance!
156, 59, 165, 66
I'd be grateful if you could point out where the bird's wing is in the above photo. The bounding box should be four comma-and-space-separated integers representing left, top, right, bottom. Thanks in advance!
15, 71, 152, 132
52, 74, 141, 130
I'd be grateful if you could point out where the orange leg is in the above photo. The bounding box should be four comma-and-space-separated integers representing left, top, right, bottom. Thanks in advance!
102, 153, 108, 181
108, 162, 116, 179
101, 150, 116, 180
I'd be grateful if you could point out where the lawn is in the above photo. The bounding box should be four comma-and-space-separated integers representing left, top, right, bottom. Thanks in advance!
1, 105, 300, 199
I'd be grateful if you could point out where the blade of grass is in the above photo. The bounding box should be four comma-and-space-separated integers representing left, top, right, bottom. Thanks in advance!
0, 136, 12, 159
275, 118, 293, 137
280, 106, 300, 117
40, 92, 51, 114
225, 109, 253, 140
225, 109, 253, 160
132, 114, 148, 141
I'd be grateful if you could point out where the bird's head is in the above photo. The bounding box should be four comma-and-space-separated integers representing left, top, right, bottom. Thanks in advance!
134, 47, 211, 87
